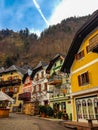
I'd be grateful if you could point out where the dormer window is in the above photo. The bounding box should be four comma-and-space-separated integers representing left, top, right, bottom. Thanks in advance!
75, 50, 84, 60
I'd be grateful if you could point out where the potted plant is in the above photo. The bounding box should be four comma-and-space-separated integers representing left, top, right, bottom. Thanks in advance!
46, 106, 54, 117
57, 111, 63, 119
62, 113, 69, 120
39, 105, 47, 117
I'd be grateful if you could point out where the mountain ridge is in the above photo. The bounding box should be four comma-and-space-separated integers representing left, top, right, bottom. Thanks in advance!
0, 15, 90, 68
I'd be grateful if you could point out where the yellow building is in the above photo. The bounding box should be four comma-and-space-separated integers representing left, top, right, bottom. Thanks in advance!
0, 65, 26, 112
61, 10, 98, 122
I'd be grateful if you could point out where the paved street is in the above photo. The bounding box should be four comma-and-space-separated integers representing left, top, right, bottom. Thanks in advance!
0, 113, 66, 130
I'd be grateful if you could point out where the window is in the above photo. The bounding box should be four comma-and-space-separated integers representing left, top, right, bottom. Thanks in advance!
41, 71, 44, 78
89, 34, 98, 52
0, 78, 3, 82
89, 34, 98, 47
76, 97, 98, 120
94, 98, 98, 119
8, 76, 12, 81
44, 83, 47, 91
36, 85, 39, 92
76, 100, 82, 119
13, 97, 16, 104
13, 76, 18, 79
36, 73, 39, 81
82, 100, 88, 119
78, 72, 89, 86
87, 99, 94, 119
75, 50, 84, 60
14, 87, 18, 93
39, 84, 41, 92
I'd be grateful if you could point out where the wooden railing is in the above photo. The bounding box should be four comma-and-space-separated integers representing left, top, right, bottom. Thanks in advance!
0, 79, 21, 87
48, 75, 62, 85
89, 34, 98, 52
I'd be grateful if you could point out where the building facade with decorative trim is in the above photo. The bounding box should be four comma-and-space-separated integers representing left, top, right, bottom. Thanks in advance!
61, 10, 98, 122
46, 54, 72, 118
0, 65, 26, 112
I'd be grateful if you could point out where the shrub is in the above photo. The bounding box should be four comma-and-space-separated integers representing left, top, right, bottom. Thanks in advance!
57, 111, 63, 119
39, 105, 47, 114
46, 106, 54, 117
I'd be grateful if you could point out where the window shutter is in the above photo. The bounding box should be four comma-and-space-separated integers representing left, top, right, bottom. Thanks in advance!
78, 75, 81, 86
34, 86, 36, 93
39, 84, 41, 92
44, 83, 47, 91
86, 46, 90, 53
86, 71, 89, 83
75, 54, 79, 60
81, 50, 84, 57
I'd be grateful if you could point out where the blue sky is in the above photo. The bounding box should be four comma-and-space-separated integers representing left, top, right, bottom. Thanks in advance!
0, 0, 98, 36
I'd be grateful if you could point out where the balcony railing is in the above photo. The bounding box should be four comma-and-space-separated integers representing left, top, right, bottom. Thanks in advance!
48, 75, 62, 85
11, 79, 21, 85
89, 34, 98, 53
18, 92, 31, 101
0, 81, 5, 87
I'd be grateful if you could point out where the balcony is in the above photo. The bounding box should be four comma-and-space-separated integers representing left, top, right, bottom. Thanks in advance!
11, 79, 21, 85
89, 34, 98, 53
48, 75, 62, 85
0, 79, 21, 87
0, 81, 5, 87
4, 80, 12, 86
18, 92, 31, 101
6, 91, 14, 97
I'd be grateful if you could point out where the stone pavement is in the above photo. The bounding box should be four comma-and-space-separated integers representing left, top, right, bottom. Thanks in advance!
0, 113, 65, 130
0, 113, 39, 130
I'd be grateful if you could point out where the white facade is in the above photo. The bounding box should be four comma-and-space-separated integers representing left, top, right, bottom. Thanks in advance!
32, 67, 49, 105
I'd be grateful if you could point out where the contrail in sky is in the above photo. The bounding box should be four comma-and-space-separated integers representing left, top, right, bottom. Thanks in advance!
32, 0, 49, 27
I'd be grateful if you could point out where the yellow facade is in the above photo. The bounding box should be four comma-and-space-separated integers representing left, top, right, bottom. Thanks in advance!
72, 29, 98, 92
0, 69, 23, 112
71, 28, 98, 121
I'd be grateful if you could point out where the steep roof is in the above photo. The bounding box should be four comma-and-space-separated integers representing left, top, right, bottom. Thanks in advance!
31, 61, 47, 79
61, 10, 98, 73
46, 53, 64, 74
22, 69, 32, 83
0, 65, 27, 75
22, 73, 29, 83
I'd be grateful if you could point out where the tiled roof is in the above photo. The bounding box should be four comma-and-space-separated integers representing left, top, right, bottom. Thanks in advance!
0, 65, 27, 75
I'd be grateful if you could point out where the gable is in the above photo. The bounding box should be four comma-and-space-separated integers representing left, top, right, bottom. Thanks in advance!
72, 28, 98, 72
61, 10, 98, 73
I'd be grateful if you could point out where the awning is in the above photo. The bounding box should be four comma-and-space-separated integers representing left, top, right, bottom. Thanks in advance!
0, 91, 14, 102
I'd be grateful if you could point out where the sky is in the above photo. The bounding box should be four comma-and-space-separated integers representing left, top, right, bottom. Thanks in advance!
0, 0, 98, 36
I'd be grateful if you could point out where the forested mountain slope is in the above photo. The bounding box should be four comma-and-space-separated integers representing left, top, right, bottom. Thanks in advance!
0, 15, 90, 68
